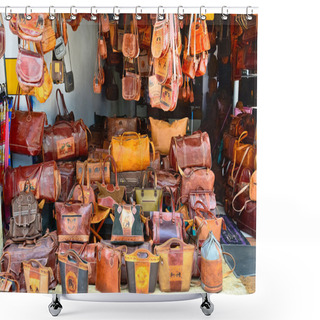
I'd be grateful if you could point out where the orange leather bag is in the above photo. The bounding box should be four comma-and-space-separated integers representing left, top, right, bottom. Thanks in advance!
232, 131, 256, 170
122, 14, 139, 59
154, 50, 172, 85
36, 18, 56, 54
33, 61, 53, 103
98, 17, 107, 60
182, 15, 196, 79
17, 13, 46, 42
151, 17, 169, 58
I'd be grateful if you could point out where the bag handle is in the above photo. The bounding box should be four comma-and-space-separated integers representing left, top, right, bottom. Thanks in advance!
0, 252, 12, 274
158, 186, 176, 214
23, 259, 54, 282
231, 184, 251, 213
222, 252, 236, 278
141, 166, 157, 192
56, 89, 69, 117
65, 249, 87, 266
101, 154, 119, 188
194, 202, 217, 220
126, 248, 155, 260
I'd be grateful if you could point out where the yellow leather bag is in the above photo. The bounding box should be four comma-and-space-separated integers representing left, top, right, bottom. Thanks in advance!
149, 117, 188, 155
110, 132, 155, 172
33, 62, 53, 103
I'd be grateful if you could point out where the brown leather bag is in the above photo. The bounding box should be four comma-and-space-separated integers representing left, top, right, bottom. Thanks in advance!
10, 93, 47, 156
232, 131, 255, 170
106, 117, 138, 142
122, 14, 139, 59
169, 131, 212, 172
0, 253, 20, 292
76, 159, 110, 185
151, 19, 169, 58
42, 119, 89, 161
122, 67, 141, 101
33, 61, 53, 103
57, 161, 75, 202
96, 243, 122, 292
17, 13, 46, 42
188, 191, 217, 219
55, 89, 75, 123
4, 160, 61, 206
36, 18, 56, 54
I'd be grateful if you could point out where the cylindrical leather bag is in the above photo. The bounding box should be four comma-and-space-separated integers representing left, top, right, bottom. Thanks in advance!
1, 231, 59, 292
58, 249, 89, 294
125, 249, 160, 294
106, 117, 138, 142
180, 167, 215, 204
4, 160, 61, 205
42, 119, 88, 162
96, 243, 122, 293
154, 238, 194, 292
149, 117, 188, 155
110, 132, 155, 172
57, 161, 76, 202
169, 131, 212, 172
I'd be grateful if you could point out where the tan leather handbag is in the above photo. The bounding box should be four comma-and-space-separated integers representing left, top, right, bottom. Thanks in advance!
232, 131, 256, 170
151, 17, 169, 58
110, 132, 155, 172
122, 59, 141, 101
122, 14, 139, 59
149, 117, 188, 155
76, 159, 110, 184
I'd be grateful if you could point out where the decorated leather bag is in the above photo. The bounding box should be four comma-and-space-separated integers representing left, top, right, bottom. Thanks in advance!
122, 14, 140, 59
122, 58, 141, 101
154, 48, 172, 85
22, 259, 54, 293
110, 132, 155, 172
4, 160, 61, 206
188, 190, 217, 219
154, 238, 195, 292
55, 89, 75, 123
0, 253, 20, 292
148, 62, 162, 109
8, 181, 42, 242
182, 14, 196, 79
151, 15, 169, 58
76, 159, 110, 185
110, 203, 144, 246
9, 92, 47, 156
36, 17, 56, 54
58, 249, 89, 294
17, 13, 46, 42
0, 14, 5, 59
125, 248, 160, 294
42, 119, 89, 161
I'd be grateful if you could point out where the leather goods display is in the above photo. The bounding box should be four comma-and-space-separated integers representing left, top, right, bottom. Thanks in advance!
169, 131, 212, 172
4, 160, 61, 206
180, 167, 215, 204
0, 14, 6, 59
232, 131, 255, 170
154, 238, 194, 292
125, 249, 160, 294
55, 89, 75, 123
22, 259, 54, 293
122, 14, 140, 59
42, 119, 89, 161
110, 132, 155, 172
76, 160, 110, 184
10, 93, 47, 156
188, 191, 217, 219
17, 13, 45, 42
135, 167, 163, 215
106, 116, 138, 142
96, 243, 122, 292
201, 231, 235, 293
111, 203, 144, 246
0, 253, 20, 292
58, 249, 89, 294
57, 161, 76, 202
149, 117, 188, 155
9, 181, 42, 242
55, 193, 94, 243
57, 242, 97, 285
1, 231, 58, 292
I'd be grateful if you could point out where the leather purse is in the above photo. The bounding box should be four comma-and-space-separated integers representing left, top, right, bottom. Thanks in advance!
64, 42, 75, 93
154, 49, 172, 84
125, 249, 160, 294
135, 167, 163, 215
96, 243, 122, 293
42, 119, 89, 161
51, 59, 64, 84
9, 181, 42, 242
4, 160, 61, 206
58, 249, 89, 294
33, 61, 53, 103
160, 77, 179, 112
122, 14, 140, 59
101, 14, 110, 33
154, 238, 195, 292
10, 92, 47, 156
110, 132, 155, 172
151, 18, 169, 58
36, 18, 56, 54
0, 14, 6, 59
149, 117, 188, 155
149, 74, 161, 109
0, 253, 20, 292
106, 116, 138, 142
57, 161, 76, 202
188, 191, 217, 219
55, 89, 75, 123
195, 51, 208, 77
22, 259, 54, 293
1, 231, 58, 292
111, 203, 144, 246
122, 63, 141, 101
232, 131, 255, 171
17, 13, 46, 42
169, 131, 212, 172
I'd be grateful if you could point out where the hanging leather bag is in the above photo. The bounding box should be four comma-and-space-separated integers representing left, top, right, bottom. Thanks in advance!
151, 17, 169, 58
17, 13, 46, 42
232, 131, 255, 170
0, 14, 6, 59
122, 59, 141, 101
36, 18, 56, 54
122, 14, 140, 59
33, 61, 53, 103
55, 89, 75, 123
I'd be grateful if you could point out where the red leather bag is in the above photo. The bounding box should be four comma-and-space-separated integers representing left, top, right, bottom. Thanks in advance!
57, 161, 76, 202
42, 119, 89, 161
10, 93, 47, 156
55, 89, 75, 123
169, 131, 212, 172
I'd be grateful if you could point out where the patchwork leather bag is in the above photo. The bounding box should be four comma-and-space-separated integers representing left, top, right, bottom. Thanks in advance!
154, 238, 195, 292
4, 160, 61, 205
55, 89, 75, 123
42, 119, 89, 162
22, 259, 54, 293
125, 249, 160, 294
0, 253, 20, 292
122, 14, 140, 59
58, 249, 89, 294
8, 181, 42, 242
110, 203, 144, 246
0, 14, 5, 59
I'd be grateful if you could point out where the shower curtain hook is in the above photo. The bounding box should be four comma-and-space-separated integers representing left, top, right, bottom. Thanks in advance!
5, 6, 12, 21
246, 6, 253, 20
113, 6, 120, 21
221, 6, 229, 20
200, 6, 206, 20
70, 6, 77, 20
49, 6, 56, 20
90, 6, 97, 21
158, 6, 165, 20
135, 6, 142, 20
177, 6, 184, 20
25, 6, 32, 20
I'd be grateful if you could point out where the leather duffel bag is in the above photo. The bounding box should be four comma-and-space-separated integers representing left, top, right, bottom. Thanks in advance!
42, 119, 89, 162
57, 161, 76, 202
4, 160, 61, 206
106, 116, 138, 142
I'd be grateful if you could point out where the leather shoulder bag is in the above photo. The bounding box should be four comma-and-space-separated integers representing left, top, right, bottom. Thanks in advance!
17, 13, 46, 42
55, 89, 75, 123
122, 14, 140, 59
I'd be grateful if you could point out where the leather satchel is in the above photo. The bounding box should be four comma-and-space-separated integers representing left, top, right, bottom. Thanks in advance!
1, 231, 58, 292
42, 119, 89, 161
0, 14, 5, 59
9, 181, 42, 242
36, 18, 56, 54
10, 93, 47, 156
154, 238, 195, 292
55, 89, 75, 123
149, 117, 188, 155
111, 203, 144, 246
169, 131, 212, 172
22, 259, 54, 293
4, 160, 61, 206
33, 61, 53, 103
122, 14, 140, 59
0, 253, 20, 292
106, 116, 138, 142
57, 161, 76, 202
135, 167, 163, 215
58, 249, 89, 294
122, 70, 141, 101
125, 249, 159, 294
110, 132, 155, 172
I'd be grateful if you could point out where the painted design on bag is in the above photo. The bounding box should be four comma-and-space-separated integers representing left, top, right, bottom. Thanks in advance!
120, 207, 134, 236
169, 265, 182, 280
0, 277, 12, 291
135, 262, 150, 294
66, 271, 77, 294
160, 86, 172, 107
62, 214, 81, 234
28, 276, 40, 293
56, 137, 75, 159
18, 178, 38, 197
